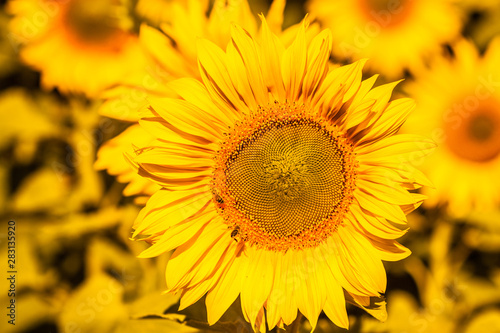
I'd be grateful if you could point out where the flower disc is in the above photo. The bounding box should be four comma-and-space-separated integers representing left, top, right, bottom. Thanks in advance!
212, 103, 356, 251
445, 104, 500, 162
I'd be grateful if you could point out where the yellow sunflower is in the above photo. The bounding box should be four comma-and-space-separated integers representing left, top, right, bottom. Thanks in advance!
130, 17, 434, 330
403, 39, 500, 217
7, 0, 147, 97
95, 0, 313, 198
306, 0, 463, 79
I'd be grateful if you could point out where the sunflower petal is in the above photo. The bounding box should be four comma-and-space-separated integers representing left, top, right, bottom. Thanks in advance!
281, 20, 307, 101
206, 245, 246, 324
197, 38, 247, 115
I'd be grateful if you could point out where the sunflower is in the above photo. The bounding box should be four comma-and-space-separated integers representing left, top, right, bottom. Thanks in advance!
7, 0, 147, 97
95, 0, 313, 198
129, 17, 434, 330
306, 0, 463, 79
403, 39, 500, 217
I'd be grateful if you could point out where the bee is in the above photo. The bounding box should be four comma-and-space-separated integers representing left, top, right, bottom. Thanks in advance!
212, 189, 226, 210
215, 193, 224, 204
230, 225, 240, 241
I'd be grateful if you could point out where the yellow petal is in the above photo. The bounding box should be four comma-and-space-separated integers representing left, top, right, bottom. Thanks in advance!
240, 248, 274, 328
320, 241, 370, 297
281, 20, 307, 101
356, 134, 435, 158
179, 278, 214, 311
149, 97, 223, 141
295, 249, 325, 330
357, 177, 417, 205
366, 236, 411, 262
329, 225, 387, 295
168, 77, 236, 125
359, 98, 415, 145
259, 16, 286, 101
265, 251, 283, 329
302, 29, 331, 100
356, 189, 407, 224
133, 186, 211, 236
348, 204, 407, 240
322, 268, 349, 329
138, 208, 216, 258
228, 24, 268, 106
197, 38, 247, 115
166, 220, 229, 290
315, 59, 367, 119
281, 251, 298, 325
139, 106, 214, 146
206, 244, 246, 324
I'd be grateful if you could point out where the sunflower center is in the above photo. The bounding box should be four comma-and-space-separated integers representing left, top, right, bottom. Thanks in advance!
212, 103, 357, 251
63, 0, 126, 44
469, 114, 495, 141
445, 106, 500, 162
226, 120, 346, 238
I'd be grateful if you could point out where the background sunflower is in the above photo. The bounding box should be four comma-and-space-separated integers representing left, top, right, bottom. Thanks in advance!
1, 0, 500, 333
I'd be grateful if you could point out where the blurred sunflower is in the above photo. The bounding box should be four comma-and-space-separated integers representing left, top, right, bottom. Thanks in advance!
7, 0, 147, 97
403, 39, 500, 217
135, 0, 174, 26
306, 0, 463, 78
95, 0, 305, 199
130, 18, 434, 330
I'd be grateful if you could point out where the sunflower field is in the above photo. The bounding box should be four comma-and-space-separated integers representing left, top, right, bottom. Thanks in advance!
1, 1, 500, 333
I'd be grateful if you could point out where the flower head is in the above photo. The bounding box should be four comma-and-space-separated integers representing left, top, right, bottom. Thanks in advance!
7, 0, 148, 97
403, 38, 500, 217
307, 0, 463, 78
129, 17, 434, 330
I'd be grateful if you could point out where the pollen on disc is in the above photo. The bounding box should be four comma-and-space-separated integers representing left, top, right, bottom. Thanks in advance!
224, 120, 345, 238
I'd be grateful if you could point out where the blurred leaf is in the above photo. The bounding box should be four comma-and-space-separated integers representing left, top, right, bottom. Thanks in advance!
85, 237, 147, 301
463, 228, 500, 252
3, 293, 61, 333
462, 210, 500, 252
57, 273, 128, 333
459, 272, 500, 311
11, 167, 71, 213
361, 291, 454, 333
0, 89, 59, 161
0, 219, 58, 291
36, 207, 124, 242
464, 308, 500, 333
466, 209, 500, 232
128, 292, 180, 319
